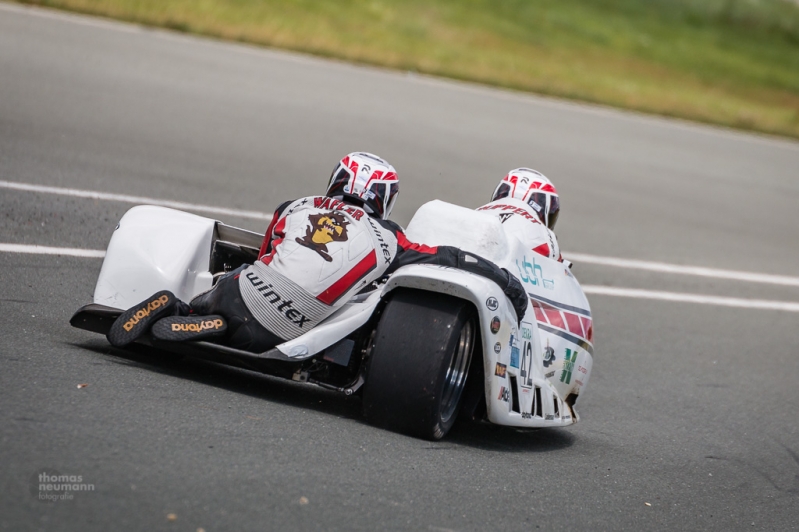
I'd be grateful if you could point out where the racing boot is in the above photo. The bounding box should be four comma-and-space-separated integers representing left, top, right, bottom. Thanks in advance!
106, 290, 182, 347
151, 315, 228, 343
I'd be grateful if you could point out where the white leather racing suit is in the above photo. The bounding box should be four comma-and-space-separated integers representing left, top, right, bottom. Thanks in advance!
476, 197, 562, 261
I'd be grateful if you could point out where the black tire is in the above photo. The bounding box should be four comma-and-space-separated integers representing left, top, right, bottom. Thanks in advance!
362, 289, 477, 440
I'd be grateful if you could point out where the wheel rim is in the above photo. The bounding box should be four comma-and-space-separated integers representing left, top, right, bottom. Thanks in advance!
439, 318, 475, 424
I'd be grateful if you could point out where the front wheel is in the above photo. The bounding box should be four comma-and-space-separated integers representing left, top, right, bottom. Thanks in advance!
362, 289, 477, 440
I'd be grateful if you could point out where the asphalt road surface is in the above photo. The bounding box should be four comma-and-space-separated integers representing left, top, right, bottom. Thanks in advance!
2, 3, 798, 531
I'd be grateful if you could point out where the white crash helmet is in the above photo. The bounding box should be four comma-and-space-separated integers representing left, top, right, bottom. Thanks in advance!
325, 152, 399, 220
491, 168, 560, 229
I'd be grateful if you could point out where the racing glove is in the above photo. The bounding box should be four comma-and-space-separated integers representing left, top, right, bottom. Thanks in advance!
392, 242, 529, 323
447, 249, 528, 323
501, 269, 528, 324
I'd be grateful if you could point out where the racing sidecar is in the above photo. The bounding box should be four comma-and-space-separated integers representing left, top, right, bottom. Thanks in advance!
71, 200, 594, 440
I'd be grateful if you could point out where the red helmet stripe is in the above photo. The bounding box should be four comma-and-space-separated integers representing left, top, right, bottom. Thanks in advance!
360, 169, 384, 194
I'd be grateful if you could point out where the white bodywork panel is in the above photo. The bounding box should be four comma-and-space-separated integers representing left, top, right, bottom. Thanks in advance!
404, 200, 594, 427
405, 200, 511, 264
94, 206, 215, 310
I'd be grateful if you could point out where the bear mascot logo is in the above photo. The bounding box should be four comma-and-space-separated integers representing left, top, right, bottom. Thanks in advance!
296, 212, 350, 262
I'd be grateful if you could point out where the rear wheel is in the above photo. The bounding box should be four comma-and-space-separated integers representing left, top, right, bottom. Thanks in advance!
362, 289, 477, 440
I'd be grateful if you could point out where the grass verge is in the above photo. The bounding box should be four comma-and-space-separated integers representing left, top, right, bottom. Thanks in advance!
12, 0, 799, 139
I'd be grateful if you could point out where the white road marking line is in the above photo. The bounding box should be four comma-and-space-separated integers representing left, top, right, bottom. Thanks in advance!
2, 243, 799, 311
4, 179, 798, 288
582, 285, 799, 312
565, 252, 799, 288
0, 244, 105, 258
0, 180, 273, 221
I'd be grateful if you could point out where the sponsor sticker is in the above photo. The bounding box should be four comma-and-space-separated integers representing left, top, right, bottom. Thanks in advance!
490, 316, 501, 334
521, 323, 532, 340
486, 297, 499, 311
560, 348, 578, 384
543, 338, 556, 368
494, 362, 507, 378
510, 346, 519, 368
493, 342, 502, 354
519, 321, 534, 388
515, 255, 555, 290
497, 386, 510, 402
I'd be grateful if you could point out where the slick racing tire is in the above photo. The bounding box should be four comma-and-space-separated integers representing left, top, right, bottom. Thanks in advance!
363, 289, 477, 440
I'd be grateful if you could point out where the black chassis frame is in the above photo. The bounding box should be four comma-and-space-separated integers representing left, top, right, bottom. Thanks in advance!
70, 301, 380, 396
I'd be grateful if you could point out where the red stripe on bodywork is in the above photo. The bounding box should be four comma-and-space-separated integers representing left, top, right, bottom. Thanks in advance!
543, 308, 565, 329
564, 312, 583, 336
531, 299, 548, 324
580, 317, 594, 343
317, 250, 377, 305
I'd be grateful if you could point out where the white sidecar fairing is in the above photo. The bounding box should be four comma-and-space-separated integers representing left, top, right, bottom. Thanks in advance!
94, 206, 217, 310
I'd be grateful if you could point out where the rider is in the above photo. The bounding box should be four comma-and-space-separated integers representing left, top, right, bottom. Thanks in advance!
476, 168, 563, 262
107, 152, 529, 352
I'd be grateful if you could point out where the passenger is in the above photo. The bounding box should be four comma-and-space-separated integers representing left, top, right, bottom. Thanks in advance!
477, 168, 563, 261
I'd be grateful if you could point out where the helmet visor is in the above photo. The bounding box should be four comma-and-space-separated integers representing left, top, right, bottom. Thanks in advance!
528, 192, 560, 229
365, 181, 399, 219
491, 183, 512, 202
547, 195, 560, 229
327, 165, 353, 198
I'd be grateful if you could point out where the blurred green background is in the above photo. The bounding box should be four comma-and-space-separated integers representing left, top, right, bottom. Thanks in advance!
15, 0, 799, 138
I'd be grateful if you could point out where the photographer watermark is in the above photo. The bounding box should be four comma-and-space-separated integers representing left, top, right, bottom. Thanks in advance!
30, 468, 95, 503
